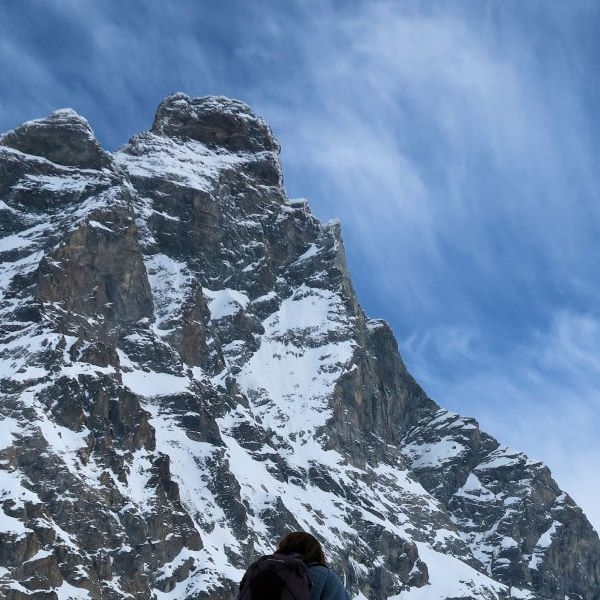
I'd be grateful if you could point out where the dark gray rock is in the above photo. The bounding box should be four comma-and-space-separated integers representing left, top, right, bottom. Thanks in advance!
151, 93, 280, 154
35, 206, 153, 331
1, 109, 112, 170
401, 411, 600, 599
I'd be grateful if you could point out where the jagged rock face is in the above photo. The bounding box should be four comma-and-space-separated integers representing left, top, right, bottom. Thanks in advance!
0, 93, 598, 600
151, 94, 281, 154
36, 205, 154, 329
401, 411, 600, 598
1, 109, 112, 170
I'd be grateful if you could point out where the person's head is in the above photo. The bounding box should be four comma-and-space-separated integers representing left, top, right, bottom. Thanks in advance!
276, 531, 326, 566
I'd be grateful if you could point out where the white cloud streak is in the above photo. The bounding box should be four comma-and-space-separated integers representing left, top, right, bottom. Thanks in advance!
260, 2, 599, 313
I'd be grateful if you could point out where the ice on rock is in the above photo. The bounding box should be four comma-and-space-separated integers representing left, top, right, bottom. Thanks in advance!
205, 288, 250, 320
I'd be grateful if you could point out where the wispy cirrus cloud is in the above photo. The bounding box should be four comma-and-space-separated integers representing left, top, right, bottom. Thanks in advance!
260, 2, 600, 320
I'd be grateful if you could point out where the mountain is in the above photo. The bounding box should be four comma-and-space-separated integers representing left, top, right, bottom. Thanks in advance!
0, 94, 598, 600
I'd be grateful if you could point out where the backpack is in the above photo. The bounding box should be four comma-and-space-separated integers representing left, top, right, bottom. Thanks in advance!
237, 552, 312, 600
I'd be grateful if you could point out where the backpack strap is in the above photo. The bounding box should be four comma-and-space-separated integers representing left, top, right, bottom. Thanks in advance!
305, 561, 327, 568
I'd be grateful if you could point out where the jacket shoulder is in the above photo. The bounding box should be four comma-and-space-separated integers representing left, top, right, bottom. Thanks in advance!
322, 569, 350, 600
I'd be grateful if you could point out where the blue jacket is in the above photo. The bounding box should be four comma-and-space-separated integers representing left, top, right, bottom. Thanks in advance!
307, 565, 351, 600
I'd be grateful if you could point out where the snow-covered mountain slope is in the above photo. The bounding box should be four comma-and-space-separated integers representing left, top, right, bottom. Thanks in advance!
0, 94, 598, 600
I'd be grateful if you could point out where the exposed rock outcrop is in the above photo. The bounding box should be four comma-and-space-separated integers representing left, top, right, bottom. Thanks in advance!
0, 109, 112, 170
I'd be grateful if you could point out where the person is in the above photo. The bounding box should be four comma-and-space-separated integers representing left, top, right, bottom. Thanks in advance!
276, 531, 351, 600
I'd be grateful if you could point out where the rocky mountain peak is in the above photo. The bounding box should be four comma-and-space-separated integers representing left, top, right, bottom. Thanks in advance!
151, 92, 280, 154
0, 108, 112, 170
0, 95, 599, 600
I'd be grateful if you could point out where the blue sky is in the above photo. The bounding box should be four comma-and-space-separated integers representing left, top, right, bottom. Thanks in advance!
1, 1, 599, 531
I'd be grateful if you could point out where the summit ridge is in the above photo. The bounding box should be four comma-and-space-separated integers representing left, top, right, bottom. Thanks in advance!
150, 93, 280, 153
